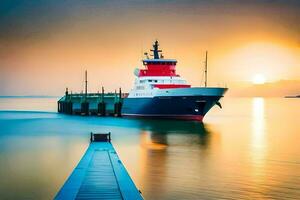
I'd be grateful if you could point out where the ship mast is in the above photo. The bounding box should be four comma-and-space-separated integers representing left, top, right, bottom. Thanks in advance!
205, 51, 208, 87
150, 40, 162, 59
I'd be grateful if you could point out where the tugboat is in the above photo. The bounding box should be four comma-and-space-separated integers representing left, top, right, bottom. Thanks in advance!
122, 40, 227, 121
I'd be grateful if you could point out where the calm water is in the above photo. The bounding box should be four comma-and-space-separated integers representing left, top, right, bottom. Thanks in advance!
0, 97, 299, 200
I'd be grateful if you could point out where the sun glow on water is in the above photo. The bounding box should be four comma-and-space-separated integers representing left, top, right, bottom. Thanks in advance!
251, 97, 266, 186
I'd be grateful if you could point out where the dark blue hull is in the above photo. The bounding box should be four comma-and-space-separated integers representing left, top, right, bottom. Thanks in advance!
121, 95, 223, 121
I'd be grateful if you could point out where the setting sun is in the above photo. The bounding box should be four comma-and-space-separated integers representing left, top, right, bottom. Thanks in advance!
252, 74, 266, 84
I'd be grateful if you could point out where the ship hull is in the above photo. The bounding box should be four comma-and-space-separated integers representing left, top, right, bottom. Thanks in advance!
122, 95, 223, 121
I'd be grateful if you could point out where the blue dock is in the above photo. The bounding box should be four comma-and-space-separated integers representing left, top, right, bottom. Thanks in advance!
55, 133, 143, 200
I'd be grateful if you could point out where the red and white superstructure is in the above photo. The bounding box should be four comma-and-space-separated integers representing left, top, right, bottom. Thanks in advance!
128, 58, 190, 98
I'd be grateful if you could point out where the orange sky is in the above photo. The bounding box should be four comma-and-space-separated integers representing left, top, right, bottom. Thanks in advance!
0, 1, 299, 95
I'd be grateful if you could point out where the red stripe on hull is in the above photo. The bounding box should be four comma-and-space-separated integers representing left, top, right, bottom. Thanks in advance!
122, 114, 204, 121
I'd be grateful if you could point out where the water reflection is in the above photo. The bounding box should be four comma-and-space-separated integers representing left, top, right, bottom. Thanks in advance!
251, 97, 266, 156
134, 119, 218, 199
252, 98, 265, 146
251, 97, 267, 197
139, 119, 211, 147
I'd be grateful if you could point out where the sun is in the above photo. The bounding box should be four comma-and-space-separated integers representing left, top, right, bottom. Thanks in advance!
252, 74, 266, 85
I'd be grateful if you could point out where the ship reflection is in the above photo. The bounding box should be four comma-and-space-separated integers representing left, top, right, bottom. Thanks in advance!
138, 119, 211, 147
135, 119, 216, 199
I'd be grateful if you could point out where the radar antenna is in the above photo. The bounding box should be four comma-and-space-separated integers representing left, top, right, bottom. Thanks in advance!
144, 52, 149, 59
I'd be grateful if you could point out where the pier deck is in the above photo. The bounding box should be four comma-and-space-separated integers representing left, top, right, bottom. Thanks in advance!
55, 133, 143, 200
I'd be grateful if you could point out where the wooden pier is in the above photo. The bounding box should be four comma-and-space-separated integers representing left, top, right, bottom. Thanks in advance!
55, 133, 143, 200
57, 88, 128, 116
57, 71, 128, 116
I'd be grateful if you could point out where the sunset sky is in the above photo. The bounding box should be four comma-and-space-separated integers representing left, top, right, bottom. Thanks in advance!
0, 0, 299, 95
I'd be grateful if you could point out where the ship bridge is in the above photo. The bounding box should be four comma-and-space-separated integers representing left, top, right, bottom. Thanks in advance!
139, 41, 179, 77
131, 40, 191, 92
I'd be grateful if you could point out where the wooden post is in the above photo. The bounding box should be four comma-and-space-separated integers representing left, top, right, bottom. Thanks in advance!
65, 87, 69, 98
119, 88, 122, 101
85, 70, 88, 100
101, 86, 104, 103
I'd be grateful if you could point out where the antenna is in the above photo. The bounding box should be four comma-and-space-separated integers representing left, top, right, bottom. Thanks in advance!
85, 70, 88, 98
205, 51, 208, 87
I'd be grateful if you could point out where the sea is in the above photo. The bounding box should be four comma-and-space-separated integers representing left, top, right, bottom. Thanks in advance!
0, 97, 299, 200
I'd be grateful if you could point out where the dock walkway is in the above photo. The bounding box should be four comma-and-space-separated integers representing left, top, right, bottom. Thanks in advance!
55, 133, 143, 200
